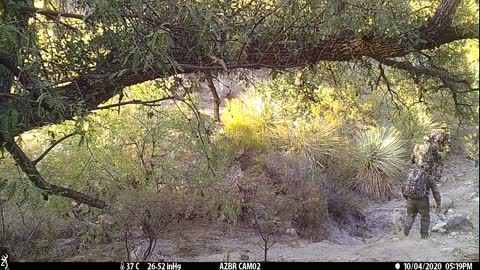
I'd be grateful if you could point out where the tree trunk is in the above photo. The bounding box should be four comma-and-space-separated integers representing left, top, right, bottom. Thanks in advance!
205, 73, 221, 123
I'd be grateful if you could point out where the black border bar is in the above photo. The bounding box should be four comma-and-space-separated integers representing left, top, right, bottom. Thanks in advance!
5, 262, 480, 270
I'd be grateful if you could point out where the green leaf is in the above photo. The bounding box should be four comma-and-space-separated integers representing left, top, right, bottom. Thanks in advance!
7, 182, 16, 202
0, 179, 8, 190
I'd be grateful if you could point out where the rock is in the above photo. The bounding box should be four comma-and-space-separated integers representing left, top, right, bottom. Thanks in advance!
441, 196, 454, 211
446, 209, 454, 216
432, 222, 447, 233
50, 238, 79, 258
441, 174, 455, 183
239, 254, 250, 261
286, 228, 297, 236
441, 248, 454, 253
447, 215, 474, 232
450, 232, 458, 236
97, 214, 114, 225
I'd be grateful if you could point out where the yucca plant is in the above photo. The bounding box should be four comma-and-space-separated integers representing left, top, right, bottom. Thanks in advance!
414, 113, 441, 141
221, 91, 283, 149
274, 118, 343, 167
354, 126, 408, 199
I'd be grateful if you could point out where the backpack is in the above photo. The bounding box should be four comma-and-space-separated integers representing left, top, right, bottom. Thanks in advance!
403, 164, 429, 199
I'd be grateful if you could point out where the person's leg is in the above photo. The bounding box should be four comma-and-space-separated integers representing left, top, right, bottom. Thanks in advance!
404, 199, 418, 236
434, 165, 443, 183
418, 198, 431, 239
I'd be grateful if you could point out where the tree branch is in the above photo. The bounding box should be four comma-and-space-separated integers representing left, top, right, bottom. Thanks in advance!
92, 96, 178, 111
205, 73, 221, 122
33, 132, 78, 165
19, 6, 85, 20
3, 138, 105, 209
373, 57, 474, 91
425, 0, 460, 29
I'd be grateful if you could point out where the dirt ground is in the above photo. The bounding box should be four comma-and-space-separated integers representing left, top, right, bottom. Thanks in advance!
67, 153, 479, 262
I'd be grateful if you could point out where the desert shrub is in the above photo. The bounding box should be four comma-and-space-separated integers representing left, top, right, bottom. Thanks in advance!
234, 152, 329, 239
324, 182, 366, 221
221, 90, 283, 150
273, 118, 344, 167
391, 106, 441, 144
353, 126, 408, 199
464, 125, 479, 162
112, 189, 186, 261
201, 182, 242, 226
0, 193, 90, 261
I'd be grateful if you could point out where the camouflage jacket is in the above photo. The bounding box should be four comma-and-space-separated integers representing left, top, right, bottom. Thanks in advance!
410, 142, 442, 170
429, 131, 450, 150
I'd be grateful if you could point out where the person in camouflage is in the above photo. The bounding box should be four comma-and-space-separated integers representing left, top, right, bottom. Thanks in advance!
402, 163, 442, 239
405, 136, 442, 239
429, 124, 450, 180
429, 124, 451, 154
411, 135, 443, 182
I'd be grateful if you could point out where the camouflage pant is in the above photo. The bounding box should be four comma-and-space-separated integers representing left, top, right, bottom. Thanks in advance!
434, 165, 443, 182
404, 197, 430, 238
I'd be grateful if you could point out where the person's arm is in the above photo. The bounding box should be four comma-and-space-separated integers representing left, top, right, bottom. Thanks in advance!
429, 177, 441, 207
433, 146, 443, 166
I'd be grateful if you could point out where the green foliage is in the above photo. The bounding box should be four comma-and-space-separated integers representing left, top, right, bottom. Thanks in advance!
393, 107, 441, 143
464, 125, 479, 161
273, 118, 344, 166
0, 0, 478, 261
353, 126, 408, 199
0, 104, 18, 140
221, 90, 283, 150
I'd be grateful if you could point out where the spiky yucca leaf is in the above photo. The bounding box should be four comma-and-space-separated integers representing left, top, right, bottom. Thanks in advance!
413, 112, 440, 141
222, 91, 283, 149
274, 118, 343, 165
354, 127, 408, 199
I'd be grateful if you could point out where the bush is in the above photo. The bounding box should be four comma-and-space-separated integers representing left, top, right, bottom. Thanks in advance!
353, 126, 408, 199
221, 91, 283, 150
234, 152, 329, 238
464, 125, 479, 162
273, 118, 344, 167
112, 189, 186, 261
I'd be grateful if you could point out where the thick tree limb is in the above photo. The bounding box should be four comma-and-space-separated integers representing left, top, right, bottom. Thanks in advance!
1, 0, 478, 137
3, 139, 106, 209
425, 0, 460, 29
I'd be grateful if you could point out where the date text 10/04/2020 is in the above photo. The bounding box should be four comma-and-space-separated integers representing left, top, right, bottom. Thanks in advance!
400, 263, 473, 270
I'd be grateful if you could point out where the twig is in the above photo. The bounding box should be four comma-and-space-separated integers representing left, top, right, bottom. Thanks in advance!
93, 97, 178, 111
33, 132, 77, 165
